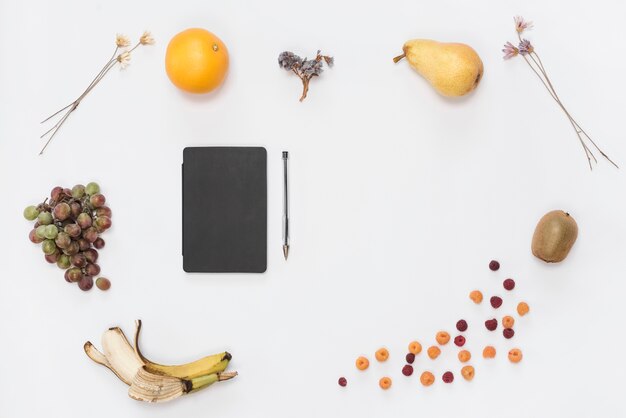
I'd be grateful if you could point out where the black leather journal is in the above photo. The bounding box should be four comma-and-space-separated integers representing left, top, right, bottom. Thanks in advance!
182, 147, 267, 273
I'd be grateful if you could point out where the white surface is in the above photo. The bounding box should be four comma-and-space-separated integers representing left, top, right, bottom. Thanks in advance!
1, 0, 625, 416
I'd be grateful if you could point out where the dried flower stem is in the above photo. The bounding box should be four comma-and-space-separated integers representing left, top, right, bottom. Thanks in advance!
507, 25, 617, 169
278, 50, 333, 102
40, 33, 153, 155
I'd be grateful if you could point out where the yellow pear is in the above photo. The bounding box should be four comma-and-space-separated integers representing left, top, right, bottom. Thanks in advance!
394, 39, 483, 97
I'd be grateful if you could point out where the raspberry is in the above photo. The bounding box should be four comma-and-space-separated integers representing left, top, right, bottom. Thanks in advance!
454, 335, 466, 347
503, 278, 515, 291
405, 353, 415, 364
489, 260, 500, 271
442, 371, 454, 383
503, 328, 515, 339
402, 365, 414, 376
338, 377, 347, 387
485, 318, 498, 331
490, 296, 503, 309
456, 319, 468, 332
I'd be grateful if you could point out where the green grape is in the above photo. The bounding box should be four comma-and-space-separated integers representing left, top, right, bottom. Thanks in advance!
96, 277, 111, 291
35, 225, 48, 239
42, 239, 57, 255
57, 254, 71, 269
44, 224, 59, 239
71, 184, 86, 199
85, 182, 100, 196
67, 267, 83, 282
37, 211, 53, 225
23, 205, 40, 221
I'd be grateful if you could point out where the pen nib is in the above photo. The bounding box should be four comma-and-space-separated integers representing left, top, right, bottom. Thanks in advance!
283, 245, 289, 260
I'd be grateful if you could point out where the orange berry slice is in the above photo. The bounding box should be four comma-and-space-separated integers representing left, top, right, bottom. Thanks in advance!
517, 302, 530, 316
436, 331, 450, 345
458, 350, 471, 363
355, 356, 369, 370
379, 376, 392, 390
483, 346, 496, 359
508, 348, 523, 363
469, 290, 483, 304
427, 345, 441, 359
420, 371, 435, 386
461, 365, 475, 381
408, 341, 422, 355
375, 348, 389, 362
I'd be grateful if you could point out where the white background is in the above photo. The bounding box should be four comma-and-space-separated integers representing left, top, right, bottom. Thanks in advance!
1, 0, 625, 416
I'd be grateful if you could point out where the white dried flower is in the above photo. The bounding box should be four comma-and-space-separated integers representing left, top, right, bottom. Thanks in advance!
116, 34, 131, 48
140, 31, 155, 45
116, 51, 131, 69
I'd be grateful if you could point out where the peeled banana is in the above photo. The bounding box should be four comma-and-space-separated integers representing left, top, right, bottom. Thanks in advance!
84, 321, 237, 403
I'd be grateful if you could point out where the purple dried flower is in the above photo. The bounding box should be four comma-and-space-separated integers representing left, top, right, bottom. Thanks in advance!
278, 51, 302, 70
514, 16, 533, 33
279, 50, 333, 101
518, 39, 534, 55
502, 41, 519, 59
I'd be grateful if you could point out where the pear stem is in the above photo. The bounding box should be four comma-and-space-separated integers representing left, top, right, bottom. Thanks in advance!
393, 53, 406, 63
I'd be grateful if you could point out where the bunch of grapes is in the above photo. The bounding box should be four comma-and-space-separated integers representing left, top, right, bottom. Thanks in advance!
23, 182, 112, 292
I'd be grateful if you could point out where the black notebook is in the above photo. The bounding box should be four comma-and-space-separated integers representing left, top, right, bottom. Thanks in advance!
182, 147, 267, 273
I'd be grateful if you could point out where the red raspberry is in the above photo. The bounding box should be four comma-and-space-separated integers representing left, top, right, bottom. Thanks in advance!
490, 296, 503, 309
503, 328, 515, 339
402, 365, 414, 376
338, 377, 347, 387
489, 260, 500, 271
456, 319, 468, 332
442, 371, 454, 383
454, 335, 466, 347
405, 353, 415, 364
485, 318, 498, 331
503, 278, 515, 291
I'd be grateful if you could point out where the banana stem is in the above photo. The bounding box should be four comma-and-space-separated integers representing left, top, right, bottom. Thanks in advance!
393, 53, 406, 63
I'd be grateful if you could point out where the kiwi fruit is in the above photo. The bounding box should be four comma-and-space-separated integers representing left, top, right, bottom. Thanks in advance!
531, 210, 578, 263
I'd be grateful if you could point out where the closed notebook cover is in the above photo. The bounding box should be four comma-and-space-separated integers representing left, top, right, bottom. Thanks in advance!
182, 147, 267, 273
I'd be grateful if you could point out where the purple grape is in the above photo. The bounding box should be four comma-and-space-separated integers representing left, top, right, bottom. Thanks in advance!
62, 240, 80, 256
77, 238, 91, 251
64, 223, 82, 238
89, 194, 106, 208
93, 237, 105, 249
83, 248, 98, 263
76, 213, 92, 229
95, 206, 112, 218
70, 201, 82, 219
29, 229, 44, 244
55, 232, 71, 249
53, 202, 71, 221
78, 275, 94, 291
70, 253, 87, 268
95, 216, 112, 232
84, 263, 100, 276
44, 249, 60, 263
82, 227, 98, 243
50, 186, 63, 201
67, 267, 83, 282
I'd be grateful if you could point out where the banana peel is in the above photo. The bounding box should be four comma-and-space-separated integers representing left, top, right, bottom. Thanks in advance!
84, 321, 237, 403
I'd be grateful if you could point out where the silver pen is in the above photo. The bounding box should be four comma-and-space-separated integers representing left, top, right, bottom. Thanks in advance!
282, 151, 290, 260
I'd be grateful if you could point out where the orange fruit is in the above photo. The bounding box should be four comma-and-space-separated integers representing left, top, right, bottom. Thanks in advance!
375, 348, 389, 362
165, 28, 229, 94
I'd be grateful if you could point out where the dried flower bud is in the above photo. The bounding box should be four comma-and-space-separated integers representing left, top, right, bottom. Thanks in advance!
518, 39, 534, 55
140, 31, 155, 45
502, 41, 519, 59
278, 51, 303, 70
116, 34, 131, 48
116, 51, 131, 69
514, 16, 533, 33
